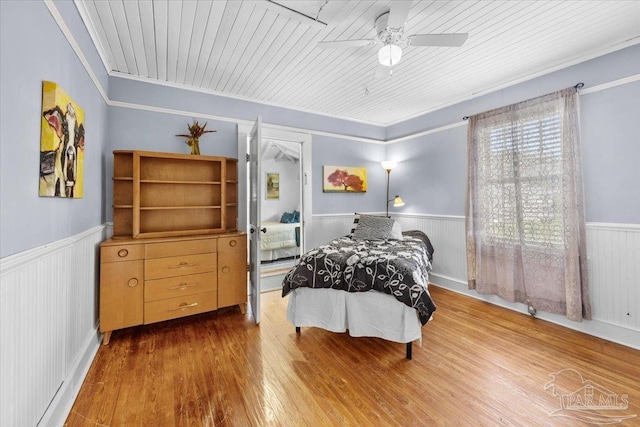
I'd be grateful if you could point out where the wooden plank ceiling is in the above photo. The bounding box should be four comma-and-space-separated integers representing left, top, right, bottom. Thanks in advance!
76, 0, 640, 126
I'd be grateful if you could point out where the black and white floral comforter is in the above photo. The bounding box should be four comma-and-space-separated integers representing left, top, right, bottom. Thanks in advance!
282, 233, 436, 324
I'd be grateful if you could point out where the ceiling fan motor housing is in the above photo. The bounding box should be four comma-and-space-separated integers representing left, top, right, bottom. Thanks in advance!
375, 12, 403, 46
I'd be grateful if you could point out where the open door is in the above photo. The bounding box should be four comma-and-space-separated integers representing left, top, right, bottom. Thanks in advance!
248, 116, 263, 324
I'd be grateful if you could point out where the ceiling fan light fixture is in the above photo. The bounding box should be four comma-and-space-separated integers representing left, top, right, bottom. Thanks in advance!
378, 44, 402, 66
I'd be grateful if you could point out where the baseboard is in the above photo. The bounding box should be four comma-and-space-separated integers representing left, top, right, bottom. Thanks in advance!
38, 328, 101, 427
429, 273, 640, 351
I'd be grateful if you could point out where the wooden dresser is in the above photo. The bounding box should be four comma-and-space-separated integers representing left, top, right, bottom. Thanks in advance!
100, 233, 246, 345
100, 150, 246, 344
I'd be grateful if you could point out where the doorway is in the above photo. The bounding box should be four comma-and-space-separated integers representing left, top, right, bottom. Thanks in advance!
258, 138, 302, 291
237, 123, 312, 298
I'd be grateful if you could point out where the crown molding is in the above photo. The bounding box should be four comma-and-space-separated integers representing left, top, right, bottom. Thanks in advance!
44, 0, 109, 104
45, 1, 640, 147
108, 71, 383, 128
382, 38, 640, 127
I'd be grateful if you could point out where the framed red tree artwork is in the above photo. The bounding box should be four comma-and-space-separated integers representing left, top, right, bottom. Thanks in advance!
322, 165, 367, 193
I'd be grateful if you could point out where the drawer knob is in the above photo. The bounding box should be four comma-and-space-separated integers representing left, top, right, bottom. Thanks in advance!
127, 278, 139, 287
222, 266, 231, 274
118, 249, 129, 257
229, 240, 237, 247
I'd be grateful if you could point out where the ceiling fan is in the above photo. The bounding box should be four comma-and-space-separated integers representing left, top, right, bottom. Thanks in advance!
317, 1, 468, 76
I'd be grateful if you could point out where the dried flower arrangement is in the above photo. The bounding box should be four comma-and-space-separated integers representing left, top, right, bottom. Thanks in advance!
176, 119, 217, 155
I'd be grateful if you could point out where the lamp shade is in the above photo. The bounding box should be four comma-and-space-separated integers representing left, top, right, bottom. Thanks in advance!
381, 160, 397, 171
393, 196, 405, 207
378, 44, 402, 66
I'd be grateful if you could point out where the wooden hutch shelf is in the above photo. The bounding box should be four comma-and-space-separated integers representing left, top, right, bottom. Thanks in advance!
101, 150, 246, 345
111, 150, 238, 239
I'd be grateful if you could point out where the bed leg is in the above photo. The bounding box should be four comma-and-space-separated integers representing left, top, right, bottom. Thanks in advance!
406, 342, 412, 360
295, 327, 301, 333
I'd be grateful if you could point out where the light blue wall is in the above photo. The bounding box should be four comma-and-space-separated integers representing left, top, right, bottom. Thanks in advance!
108, 107, 238, 157
581, 82, 640, 223
106, 77, 388, 218
2, 0, 638, 259
386, 126, 467, 216
109, 76, 386, 141
0, 0, 109, 258
53, 0, 109, 93
387, 45, 640, 224
312, 135, 387, 214
387, 45, 640, 140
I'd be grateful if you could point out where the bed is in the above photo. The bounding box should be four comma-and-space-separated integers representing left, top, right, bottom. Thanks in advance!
260, 221, 300, 262
282, 215, 435, 359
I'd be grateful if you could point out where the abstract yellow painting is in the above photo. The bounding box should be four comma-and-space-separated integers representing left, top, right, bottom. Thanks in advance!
40, 81, 85, 198
322, 165, 367, 193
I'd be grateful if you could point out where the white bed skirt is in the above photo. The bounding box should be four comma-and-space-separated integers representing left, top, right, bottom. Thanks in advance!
286, 288, 423, 344
260, 246, 300, 262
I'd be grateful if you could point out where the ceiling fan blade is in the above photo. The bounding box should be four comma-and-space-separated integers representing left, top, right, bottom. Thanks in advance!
387, 1, 413, 29
375, 63, 392, 78
408, 33, 469, 47
317, 39, 375, 49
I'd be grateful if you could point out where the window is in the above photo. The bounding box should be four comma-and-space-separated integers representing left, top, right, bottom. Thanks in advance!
476, 107, 564, 246
466, 87, 591, 321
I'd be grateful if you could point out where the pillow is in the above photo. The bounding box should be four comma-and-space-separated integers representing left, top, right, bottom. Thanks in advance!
348, 212, 380, 235
280, 212, 293, 223
391, 220, 404, 240
349, 213, 361, 235
281, 211, 300, 223
352, 214, 396, 240
350, 213, 403, 240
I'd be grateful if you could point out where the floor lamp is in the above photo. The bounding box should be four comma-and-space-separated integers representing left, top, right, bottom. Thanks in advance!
381, 161, 405, 217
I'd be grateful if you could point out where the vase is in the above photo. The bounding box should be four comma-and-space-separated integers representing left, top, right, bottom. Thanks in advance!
186, 137, 201, 155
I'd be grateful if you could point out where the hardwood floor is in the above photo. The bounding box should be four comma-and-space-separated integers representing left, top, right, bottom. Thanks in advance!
65, 286, 640, 426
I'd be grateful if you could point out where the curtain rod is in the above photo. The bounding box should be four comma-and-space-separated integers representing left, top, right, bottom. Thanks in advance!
462, 82, 585, 121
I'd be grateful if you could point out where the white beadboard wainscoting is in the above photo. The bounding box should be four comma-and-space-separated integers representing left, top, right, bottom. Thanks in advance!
0, 225, 107, 427
1, 217, 637, 426
308, 214, 640, 349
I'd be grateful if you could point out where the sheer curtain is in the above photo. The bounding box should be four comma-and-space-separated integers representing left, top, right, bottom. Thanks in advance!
466, 87, 591, 321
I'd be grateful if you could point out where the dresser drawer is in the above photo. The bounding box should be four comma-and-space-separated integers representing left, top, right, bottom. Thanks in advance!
145, 253, 216, 280
101, 244, 144, 263
145, 271, 217, 302
145, 238, 217, 259
144, 291, 218, 324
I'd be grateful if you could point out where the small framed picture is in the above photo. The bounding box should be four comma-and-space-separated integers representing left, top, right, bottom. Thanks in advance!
266, 172, 279, 199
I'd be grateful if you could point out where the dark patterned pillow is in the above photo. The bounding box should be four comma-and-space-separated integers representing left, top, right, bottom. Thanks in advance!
352, 214, 396, 240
